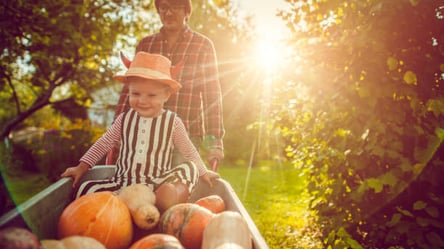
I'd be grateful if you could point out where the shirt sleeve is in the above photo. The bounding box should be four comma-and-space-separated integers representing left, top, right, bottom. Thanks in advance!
172, 116, 208, 176
201, 39, 225, 149
80, 113, 123, 167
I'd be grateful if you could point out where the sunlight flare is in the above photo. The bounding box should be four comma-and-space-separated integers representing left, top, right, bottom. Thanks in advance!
253, 37, 287, 76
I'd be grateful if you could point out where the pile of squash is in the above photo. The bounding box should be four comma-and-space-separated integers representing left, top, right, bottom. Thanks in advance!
48, 184, 252, 249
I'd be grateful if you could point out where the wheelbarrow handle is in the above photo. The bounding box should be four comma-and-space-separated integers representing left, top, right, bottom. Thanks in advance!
211, 159, 219, 172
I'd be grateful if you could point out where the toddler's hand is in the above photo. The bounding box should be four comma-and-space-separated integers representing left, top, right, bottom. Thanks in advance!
60, 162, 89, 187
200, 170, 220, 188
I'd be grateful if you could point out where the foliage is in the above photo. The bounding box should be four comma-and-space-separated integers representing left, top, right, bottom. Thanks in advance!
0, 0, 154, 140
270, 0, 444, 248
14, 117, 105, 181
0, 139, 33, 173
0, 0, 257, 165
0, 0, 261, 216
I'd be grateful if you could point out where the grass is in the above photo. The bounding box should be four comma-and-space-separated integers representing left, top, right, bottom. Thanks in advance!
1, 170, 51, 212
219, 162, 322, 249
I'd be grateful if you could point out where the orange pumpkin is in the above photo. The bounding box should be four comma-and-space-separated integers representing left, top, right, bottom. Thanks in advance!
195, 194, 226, 213
58, 191, 133, 249
159, 203, 214, 249
155, 182, 189, 213
129, 233, 184, 249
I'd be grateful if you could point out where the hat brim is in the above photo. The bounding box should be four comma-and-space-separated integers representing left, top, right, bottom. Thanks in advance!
114, 73, 181, 93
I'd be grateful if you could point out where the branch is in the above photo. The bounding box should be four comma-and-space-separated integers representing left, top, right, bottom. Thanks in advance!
2, 71, 21, 114
53, 63, 74, 87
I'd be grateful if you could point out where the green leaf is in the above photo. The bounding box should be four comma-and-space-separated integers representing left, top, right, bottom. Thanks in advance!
426, 232, 444, 247
337, 227, 347, 237
367, 178, 383, 193
396, 207, 414, 217
381, 172, 398, 186
426, 99, 444, 117
416, 217, 430, 227
413, 200, 427, 210
425, 206, 439, 218
346, 237, 364, 249
435, 127, 444, 140
403, 70, 417, 85
387, 57, 398, 71
387, 213, 402, 227
429, 219, 444, 229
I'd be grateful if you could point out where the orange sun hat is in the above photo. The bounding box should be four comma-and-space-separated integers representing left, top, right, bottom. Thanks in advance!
113, 52, 182, 92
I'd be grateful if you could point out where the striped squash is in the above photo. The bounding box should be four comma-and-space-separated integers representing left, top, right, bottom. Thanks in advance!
159, 203, 214, 249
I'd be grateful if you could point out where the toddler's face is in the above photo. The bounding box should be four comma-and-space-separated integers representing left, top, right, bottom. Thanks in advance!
128, 77, 171, 118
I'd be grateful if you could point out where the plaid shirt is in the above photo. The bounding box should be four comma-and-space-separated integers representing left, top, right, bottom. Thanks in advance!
114, 26, 224, 149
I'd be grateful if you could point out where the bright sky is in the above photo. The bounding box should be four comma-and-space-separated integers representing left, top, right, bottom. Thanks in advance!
238, 0, 289, 39
237, 0, 291, 75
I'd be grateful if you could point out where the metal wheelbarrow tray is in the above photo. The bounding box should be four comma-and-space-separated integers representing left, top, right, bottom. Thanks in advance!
0, 165, 269, 249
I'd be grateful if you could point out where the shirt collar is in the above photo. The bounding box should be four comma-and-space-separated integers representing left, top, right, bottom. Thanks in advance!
159, 25, 192, 40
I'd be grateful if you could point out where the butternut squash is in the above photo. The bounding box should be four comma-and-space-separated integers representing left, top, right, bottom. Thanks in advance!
118, 184, 160, 230
41, 236, 106, 249
201, 211, 252, 249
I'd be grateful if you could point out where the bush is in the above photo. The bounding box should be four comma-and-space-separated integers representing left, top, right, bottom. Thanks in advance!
272, 1, 444, 248
15, 119, 105, 181
0, 139, 36, 174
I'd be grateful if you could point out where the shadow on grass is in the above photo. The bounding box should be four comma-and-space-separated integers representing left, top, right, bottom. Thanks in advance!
1, 170, 51, 216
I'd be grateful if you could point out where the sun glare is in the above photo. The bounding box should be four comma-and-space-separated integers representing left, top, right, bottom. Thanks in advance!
253, 36, 288, 77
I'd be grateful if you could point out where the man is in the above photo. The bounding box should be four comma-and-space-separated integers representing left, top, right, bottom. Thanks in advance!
108, 0, 224, 170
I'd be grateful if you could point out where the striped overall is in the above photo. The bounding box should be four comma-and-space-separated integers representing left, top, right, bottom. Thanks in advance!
75, 109, 199, 198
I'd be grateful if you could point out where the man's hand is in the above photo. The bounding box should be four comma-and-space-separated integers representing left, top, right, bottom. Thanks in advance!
207, 148, 224, 168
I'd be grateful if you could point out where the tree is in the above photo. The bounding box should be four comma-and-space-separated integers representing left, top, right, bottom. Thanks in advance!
0, 0, 257, 165
272, 0, 444, 247
0, 0, 153, 140
1, 0, 259, 217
